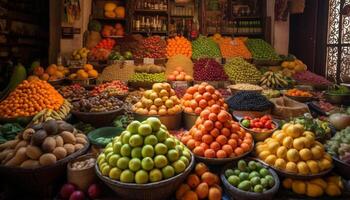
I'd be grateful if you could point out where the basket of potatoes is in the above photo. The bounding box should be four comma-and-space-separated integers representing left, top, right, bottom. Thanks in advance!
0, 120, 90, 196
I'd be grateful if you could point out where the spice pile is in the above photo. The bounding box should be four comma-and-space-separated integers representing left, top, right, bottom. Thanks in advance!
224, 58, 261, 84
226, 92, 273, 111
58, 84, 89, 102
90, 81, 128, 96
218, 38, 252, 59
192, 36, 221, 59
193, 59, 228, 81
0, 80, 64, 118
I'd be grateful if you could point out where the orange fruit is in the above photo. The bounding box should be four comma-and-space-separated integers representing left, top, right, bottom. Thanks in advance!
204, 149, 216, 158
195, 163, 209, 176
195, 182, 209, 199
187, 174, 200, 189
201, 172, 217, 186
193, 146, 205, 157
208, 187, 222, 200
210, 142, 221, 152
176, 184, 191, 200
182, 190, 198, 200
216, 135, 228, 146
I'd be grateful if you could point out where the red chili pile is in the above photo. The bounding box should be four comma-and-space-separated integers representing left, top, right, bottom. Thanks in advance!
241, 115, 276, 132
193, 58, 228, 81
91, 80, 128, 96
134, 36, 166, 59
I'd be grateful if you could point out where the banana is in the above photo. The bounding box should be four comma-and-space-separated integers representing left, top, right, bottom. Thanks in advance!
32, 109, 47, 122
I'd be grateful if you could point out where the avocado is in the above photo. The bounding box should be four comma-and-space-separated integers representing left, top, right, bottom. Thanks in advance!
43, 120, 58, 135
31, 130, 48, 146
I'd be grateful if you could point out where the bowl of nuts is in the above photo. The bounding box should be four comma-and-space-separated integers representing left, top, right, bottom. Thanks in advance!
67, 154, 97, 191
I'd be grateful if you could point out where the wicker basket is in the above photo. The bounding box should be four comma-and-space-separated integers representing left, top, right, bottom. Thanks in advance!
95, 153, 195, 200
97, 61, 135, 82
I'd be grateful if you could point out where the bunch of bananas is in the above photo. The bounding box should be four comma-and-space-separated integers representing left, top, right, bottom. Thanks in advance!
32, 100, 73, 124
260, 71, 289, 89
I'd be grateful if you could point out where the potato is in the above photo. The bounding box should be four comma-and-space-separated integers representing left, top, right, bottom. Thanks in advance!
64, 144, 75, 155
74, 144, 84, 151
55, 135, 64, 147
39, 153, 57, 166
14, 140, 28, 152
76, 137, 87, 145
60, 131, 76, 144
53, 147, 67, 160
20, 160, 40, 169
22, 128, 35, 141
42, 137, 56, 153
0, 149, 14, 162
75, 133, 87, 140
26, 145, 43, 160
0, 139, 19, 151
5, 147, 28, 166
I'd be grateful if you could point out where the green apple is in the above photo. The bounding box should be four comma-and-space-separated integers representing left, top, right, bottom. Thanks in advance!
141, 145, 154, 158
138, 124, 152, 136
141, 157, 154, 171
172, 160, 186, 174
117, 157, 130, 170
113, 141, 123, 154
109, 167, 122, 180
155, 128, 168, 142
164, 138, 176, 149
167, 149, 179, 162
129, 135, 144, 147
120, 169, 135, 183
154, 155, 168, 169
135, 170, 149, 184
129, 158, 142, 172
121, 144, 131, 157
127, 121, 141, 134
154, 143, 168, 155
121, 131, 131, 144
131, 147, 142, 159
149, 169, 163, 182
108, 154, 121, 167
144, 135, 158, 146
162, 165, 175, 179
146, 117, 161, 132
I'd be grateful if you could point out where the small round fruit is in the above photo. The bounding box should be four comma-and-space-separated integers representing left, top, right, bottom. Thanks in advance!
120, 169, 135, 183
149, 168, 163, 182
162, 165, 175, 179
135, 170, 149, 184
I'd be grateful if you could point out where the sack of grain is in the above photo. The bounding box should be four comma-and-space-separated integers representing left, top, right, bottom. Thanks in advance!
270, 96, 310, 119
97, 61, 135, 83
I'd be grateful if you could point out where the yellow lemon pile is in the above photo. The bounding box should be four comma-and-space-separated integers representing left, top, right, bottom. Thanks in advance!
255, 123, 332, 175
282, 176, 343, 197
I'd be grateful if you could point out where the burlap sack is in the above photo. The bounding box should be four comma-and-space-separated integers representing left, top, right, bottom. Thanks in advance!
270, 96, 310, 119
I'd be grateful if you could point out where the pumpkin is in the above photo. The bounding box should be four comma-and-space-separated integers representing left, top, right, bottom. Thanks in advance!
104, 3, 117, 12
105, 11, 116, 18
115, 6, 125, 19
33, 66, 45, 76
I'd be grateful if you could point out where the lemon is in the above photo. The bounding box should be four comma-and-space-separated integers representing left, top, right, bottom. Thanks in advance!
274, 132, 286, 144
276, 146, 287, 158
258, 151, 271, 160
286, 124, 304, 138
287, 149, 300, 162
303, 131, 315, 138
311, 146, 323, 160
293, 138, 305, 150
318, 158, 332, 171
274, 158, 286, 170
265, 155, 277, 166
309, 178, 327, 190
256, 144, 268, 154
267, 141, 280, 154
282, 136, 293, 148
297, 161, 309, 175
299, 148, 312, 161
286, 162, 298, 173
282, 123, 291, 133
272, 130, 283, 138
306, 160, 319, 174
292, 180, 306, 195
282, 178, 293, 189
326, 183, 342, 197
306, 182, 323, 197
323, 153, 332, 162
301, 136, 314, 148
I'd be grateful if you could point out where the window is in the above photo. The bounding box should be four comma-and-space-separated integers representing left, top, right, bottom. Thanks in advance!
326, 0, 350, 83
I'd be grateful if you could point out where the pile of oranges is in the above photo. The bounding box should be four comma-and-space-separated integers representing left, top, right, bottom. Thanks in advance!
68, 64, 98, 80
181, 82, 227, 115
0, 80, 64, 118
166, 36, 192, 58
286, 89, 313, 97
181, 105, 253, 159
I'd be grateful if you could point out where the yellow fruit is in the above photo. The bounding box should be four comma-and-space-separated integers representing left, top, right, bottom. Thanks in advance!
311, 146, 324, 160
77, 71, 89, 80
258, 151, 271, 160
303, 131, 315, 138
283, 178, 293, 189
282, 123, 291, 133
281, 62, 289, 68
297, 161, 309, 175
323, 154, 332, 162
84, 64, 94, 71
286, 124, 303, 138
285, 162, 298, 173
264, 138, 275, 144
286, 149, 299, 162
299, 148, 312, 161
327, 176, 343, 189
309, 178, 327, 190
274, 158, 286, 170
274, 132, 286, 144
272, 130, 283, 138
256, 144, 268, 154
306, 182, 323, 197
276, 146, 287, 158
265, 155, 277, 166
267, 141, 280, 154
318, 158, 332, 171
301, 136, 313, 148
292, 180, 306, 195
326, 183, 342, 196
282, 136, 293, 148
306, 160, 319, 174
154, 98, 163, 107
104, 2, 117, 12
293, 138, 305, 150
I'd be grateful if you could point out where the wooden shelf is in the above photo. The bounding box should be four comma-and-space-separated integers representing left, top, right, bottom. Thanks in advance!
231, 16, 261, 20
134, 9, 168, 14
170, 15, 194, 18
132, 30, 168, 34
93, 17, 127, 21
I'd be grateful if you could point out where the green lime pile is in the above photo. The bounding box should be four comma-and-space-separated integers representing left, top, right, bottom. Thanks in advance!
224, 160, 275, 193
97, 117, 192, 184
192, 36, 221, 59
224, 58, 261, 84
130, 72, 166, 82
246, 39, 281, 61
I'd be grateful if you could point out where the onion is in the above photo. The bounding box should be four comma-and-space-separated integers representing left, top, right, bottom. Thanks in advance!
329, 113, 350, 130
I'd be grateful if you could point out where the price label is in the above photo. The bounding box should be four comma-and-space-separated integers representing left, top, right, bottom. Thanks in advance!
143, 58, 154, 64
124, 60, 134, 65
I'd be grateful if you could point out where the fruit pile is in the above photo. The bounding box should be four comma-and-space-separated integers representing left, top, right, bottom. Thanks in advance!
192, 36, 221, 60
255, 123, 333, 175
181, 82, 227, 115
89, 39, 116, 61
286, 89, 313, 97
32, 100, 73, 124
241, 115, 277, 133
260, 71, 289, 89
90, 80, 128, 96
97, 118, 192, 183
0, 80, 64, 118
262, 89, 281, 99
193, 59, 228, 81
68, 64, 98, 80
58, 84, 89, 102
130, 73, 166, 83
281, 59, 307, 72
175, 162, 222, 200
60, 183, 102, 200
72, 48, 90, 60
101, 23, 124, 37
245, 39, 280, 61
292, 70, 332, 86
181, 106, 253, 158
224, 159, 276, 193
104, 2, 125, 19
134, 64, 165, 74
134, 36, 167, 59
217, 37, 252, 59
133, 83, 182, 116
226, 91, 273, 112
108, 51, 133, 61
289, 115, 331, 140
325, 127, 350, 164
167, 67, 193, 81
282, 176, 343, 197
224, 58, 261, 84
0, 120, 88, 168
30, 64, 69, 82
166, 36, 192, 58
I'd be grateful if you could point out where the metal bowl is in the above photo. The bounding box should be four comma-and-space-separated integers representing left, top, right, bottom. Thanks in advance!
183, 111, 199, 130
324, 92, 350, 105
239, 119, 279, 142
134, 112, 182, 130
